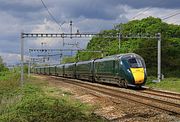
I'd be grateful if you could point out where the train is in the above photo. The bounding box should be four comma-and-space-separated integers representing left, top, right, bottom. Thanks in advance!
33, 53, 147, 88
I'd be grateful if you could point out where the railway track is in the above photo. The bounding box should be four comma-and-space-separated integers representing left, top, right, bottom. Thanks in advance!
51, 76, 180, 115
139, 88, 180, 101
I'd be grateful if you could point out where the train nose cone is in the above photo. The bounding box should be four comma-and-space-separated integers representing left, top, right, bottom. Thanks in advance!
130, 68, 144, 84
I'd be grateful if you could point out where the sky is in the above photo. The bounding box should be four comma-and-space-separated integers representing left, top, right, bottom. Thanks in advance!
0, 0, 179, 65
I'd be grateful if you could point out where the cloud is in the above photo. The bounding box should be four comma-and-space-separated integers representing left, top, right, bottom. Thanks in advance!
101, 0, 180, 9
0, 0, 179, 65
0, 52, 29, 65
0, 0, 42, 13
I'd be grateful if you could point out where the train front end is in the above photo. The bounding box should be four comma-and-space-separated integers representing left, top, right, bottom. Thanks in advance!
121, 53, 147, 87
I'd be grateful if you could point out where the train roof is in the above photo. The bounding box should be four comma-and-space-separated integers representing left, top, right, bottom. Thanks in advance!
64, 62, 76, 66
56, 64, 64, 67
121, 53, 143, 59
105, 53, 138, 58
94, 53, 141, 62
34, 65, 56, 68
94, 53, 130, 60
76, 60, 93, 65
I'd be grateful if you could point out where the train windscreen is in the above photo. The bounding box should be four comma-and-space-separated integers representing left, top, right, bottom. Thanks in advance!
128, 58, 143, 68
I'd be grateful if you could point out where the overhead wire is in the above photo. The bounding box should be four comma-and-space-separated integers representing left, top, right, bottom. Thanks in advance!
131, 0, 164, 20
123, 44, 180, 50
162, 11, 180, 20
132, 7, 152, 20
159, 10, 178, 18
40, 0, 63, 29
40, 0, 70, 54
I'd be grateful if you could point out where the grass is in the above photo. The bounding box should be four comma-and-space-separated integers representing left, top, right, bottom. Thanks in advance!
0, 71, 106, 122
146, 76, 180, 92
0, 70, 21, 105
0, 71, 20, 90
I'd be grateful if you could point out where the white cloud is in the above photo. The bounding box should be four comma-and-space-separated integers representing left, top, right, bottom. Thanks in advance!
0, 52, 29, 65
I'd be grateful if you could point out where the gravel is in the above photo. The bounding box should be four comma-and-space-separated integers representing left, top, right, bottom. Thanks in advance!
34, 75, 180, 122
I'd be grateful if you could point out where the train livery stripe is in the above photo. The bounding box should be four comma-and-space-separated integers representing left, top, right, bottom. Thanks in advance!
130, 68, 144, 84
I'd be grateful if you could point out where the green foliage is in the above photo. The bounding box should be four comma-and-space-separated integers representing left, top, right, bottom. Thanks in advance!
76, 17, 180, 77
146, 77, 180, 92
76, 51, 103, 61
0, 70, 20, 97
0, 69, 21, 120
0, 56, 8, 72
0, 64, 8, 72
61, 56, 76, 63
0, 78, 105, 122
24, 65, 28, 74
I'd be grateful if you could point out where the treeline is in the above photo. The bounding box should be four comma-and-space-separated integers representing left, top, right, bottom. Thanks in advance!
63, 17, 180, 77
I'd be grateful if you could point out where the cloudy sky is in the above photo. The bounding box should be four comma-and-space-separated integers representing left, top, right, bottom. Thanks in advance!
0, 0, 179, 65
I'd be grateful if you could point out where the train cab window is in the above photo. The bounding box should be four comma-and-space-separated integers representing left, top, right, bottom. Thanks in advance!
128, 58, 143, 68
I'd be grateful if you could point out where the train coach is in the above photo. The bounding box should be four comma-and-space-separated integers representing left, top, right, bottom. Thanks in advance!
33, 53, 147, 88
56, 64, 64, 77
93, 53, 147, 87
76, 60, 94, 81
64, 63, 76, 78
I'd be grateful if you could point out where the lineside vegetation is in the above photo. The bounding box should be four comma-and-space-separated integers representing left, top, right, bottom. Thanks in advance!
146, 77, 180, 92
0, 70, 106, 122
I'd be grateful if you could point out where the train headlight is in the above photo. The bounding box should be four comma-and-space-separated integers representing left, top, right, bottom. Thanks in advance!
120, 61, 123, 65
144, 68, 147, 74
127, 69, 131, 73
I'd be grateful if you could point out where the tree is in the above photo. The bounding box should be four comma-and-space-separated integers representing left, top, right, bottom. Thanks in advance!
75, 17, 180, 77
61, 56, 76, 64
0, 56, 3, 64
0, 56, 8, 72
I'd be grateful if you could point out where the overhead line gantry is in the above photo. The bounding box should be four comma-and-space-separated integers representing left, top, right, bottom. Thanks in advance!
20, 31, 162, 86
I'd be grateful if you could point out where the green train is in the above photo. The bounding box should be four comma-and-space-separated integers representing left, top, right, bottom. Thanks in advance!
34, 53, 147, 88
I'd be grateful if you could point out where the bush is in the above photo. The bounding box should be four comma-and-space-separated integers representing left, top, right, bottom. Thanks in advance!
0, 71, 20, 97
0, 82, 105, 122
